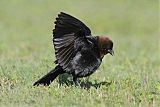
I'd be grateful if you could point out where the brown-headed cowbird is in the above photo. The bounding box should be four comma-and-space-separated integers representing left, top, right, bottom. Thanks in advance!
33, 12, 114, 86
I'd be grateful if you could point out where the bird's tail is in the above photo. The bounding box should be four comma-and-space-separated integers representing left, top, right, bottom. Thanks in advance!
33, 65, 64, 86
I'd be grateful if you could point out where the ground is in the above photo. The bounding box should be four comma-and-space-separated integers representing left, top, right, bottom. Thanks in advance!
0, 0, 159, 107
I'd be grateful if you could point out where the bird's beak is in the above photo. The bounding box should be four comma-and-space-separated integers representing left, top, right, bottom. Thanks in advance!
108, 49, 114, 56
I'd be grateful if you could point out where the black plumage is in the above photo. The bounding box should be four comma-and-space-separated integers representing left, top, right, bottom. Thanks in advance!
34, 12, 114, 86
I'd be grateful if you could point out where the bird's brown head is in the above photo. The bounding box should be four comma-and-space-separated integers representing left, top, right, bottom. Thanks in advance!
97, 36, 114, 59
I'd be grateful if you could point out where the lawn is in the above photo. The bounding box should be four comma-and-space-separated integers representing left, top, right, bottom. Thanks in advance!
0, 0, 159, 107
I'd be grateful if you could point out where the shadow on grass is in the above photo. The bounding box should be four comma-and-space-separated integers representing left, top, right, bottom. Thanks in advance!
58, 73, 112, 89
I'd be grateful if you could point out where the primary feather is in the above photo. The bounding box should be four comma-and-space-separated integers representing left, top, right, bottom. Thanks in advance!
53, 12, 92, 71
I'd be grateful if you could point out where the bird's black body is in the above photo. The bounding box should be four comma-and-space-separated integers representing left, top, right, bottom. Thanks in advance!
34, 12, 113, 86
70, 36, 101, 78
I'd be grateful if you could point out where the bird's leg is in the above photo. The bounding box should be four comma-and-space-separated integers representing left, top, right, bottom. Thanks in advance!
73, 76, 78, 84
73, 76, 80, 86
84, 76, 91, 88
73, 76, 77, 82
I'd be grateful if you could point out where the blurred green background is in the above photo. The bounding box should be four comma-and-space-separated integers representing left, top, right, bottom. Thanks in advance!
0, 0, 159, 107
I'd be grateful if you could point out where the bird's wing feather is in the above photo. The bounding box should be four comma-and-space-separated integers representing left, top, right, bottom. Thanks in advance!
53, 12, 92, 71
53, 12, 91, 37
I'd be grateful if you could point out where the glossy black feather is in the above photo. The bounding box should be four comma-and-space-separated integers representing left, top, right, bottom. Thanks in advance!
53, 12, 101, 77
34, 12, 111, 86
53, 12, 92, 71
33, 65, 64, 86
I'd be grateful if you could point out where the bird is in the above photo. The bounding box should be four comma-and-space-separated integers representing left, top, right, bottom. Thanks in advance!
33, 12, 114, 86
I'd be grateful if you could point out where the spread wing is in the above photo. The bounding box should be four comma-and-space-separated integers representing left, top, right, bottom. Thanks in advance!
53, 12, 92, 71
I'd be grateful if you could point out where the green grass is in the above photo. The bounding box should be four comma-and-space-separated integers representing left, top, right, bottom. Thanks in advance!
0, 0, 159, 107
